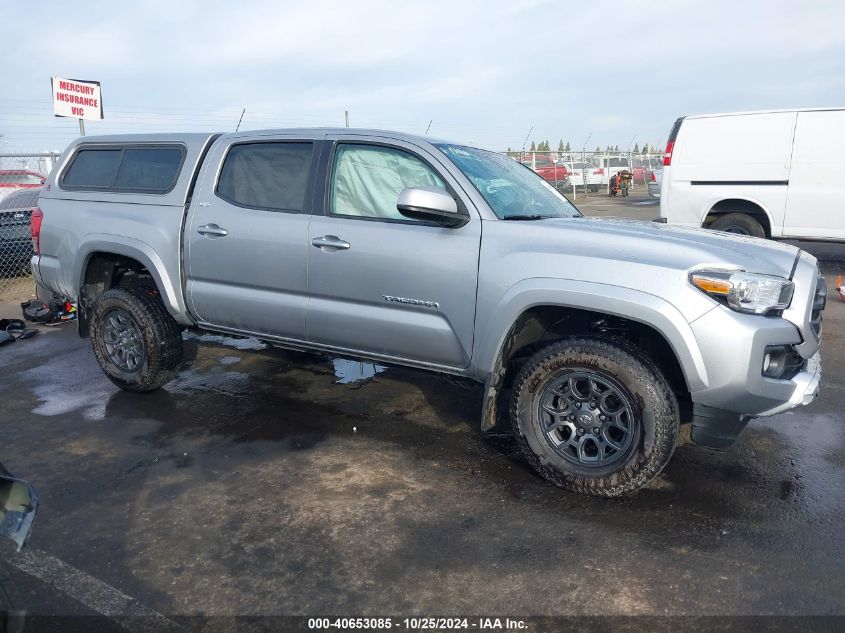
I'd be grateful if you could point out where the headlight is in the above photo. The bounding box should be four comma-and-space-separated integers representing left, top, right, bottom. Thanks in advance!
690, 269, 794, 314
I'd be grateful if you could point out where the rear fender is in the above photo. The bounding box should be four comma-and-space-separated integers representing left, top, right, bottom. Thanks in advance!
75, 236, 189, 324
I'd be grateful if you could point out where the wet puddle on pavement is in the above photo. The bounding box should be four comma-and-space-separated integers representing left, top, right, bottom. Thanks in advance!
184, 331, 387, 385
331, 359, 386, 384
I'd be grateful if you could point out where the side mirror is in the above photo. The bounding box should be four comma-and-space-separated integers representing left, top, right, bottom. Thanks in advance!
397, 187, 468, 228
0, 465, 38, 550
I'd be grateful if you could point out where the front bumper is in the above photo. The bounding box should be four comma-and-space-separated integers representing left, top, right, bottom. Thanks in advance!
756, 352, 821, 417
687, 255, 824, 446
689, 351, 821, 447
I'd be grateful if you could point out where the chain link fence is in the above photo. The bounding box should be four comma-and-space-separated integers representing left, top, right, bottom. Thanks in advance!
502, 150, 664, 199
0, 152, 59, 299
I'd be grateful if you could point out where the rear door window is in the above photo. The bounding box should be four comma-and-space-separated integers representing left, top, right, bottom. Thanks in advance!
216, 142, 314, 212
62, 146, 184, 192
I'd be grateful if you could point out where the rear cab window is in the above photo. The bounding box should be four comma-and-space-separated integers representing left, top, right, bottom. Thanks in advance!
61, 145, 185, 193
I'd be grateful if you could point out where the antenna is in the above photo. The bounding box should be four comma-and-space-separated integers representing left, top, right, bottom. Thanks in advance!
521, 125, 534, 152
235, 108, 246, 132
425, 120, 432, 135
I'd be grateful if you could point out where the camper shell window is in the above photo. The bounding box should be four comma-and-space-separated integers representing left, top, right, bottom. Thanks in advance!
61, 145, 185, 193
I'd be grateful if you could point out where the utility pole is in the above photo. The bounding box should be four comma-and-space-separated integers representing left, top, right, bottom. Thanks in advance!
344, 111, 349, 128
79, 119, 85, 136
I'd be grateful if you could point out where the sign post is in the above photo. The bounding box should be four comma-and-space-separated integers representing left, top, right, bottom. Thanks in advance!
51, 77, 103, 136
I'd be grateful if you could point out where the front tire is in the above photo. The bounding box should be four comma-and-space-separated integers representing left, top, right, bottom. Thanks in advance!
91, 288, 183, 392
510, 337, 679, 497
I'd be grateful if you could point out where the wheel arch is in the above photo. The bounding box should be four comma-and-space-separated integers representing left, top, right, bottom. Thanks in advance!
75, 237, 187, 337
473, 280, 707, 432
703, 198, 773, 237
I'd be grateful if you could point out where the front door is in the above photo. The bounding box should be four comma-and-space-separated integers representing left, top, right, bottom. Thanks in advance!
186, 137, 317, 339
307, 139, 481, 369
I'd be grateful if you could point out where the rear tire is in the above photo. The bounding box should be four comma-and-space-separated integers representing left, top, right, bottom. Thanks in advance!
91, 288, 182, 392
709, 212, 766, 238
510, 337, 679, 497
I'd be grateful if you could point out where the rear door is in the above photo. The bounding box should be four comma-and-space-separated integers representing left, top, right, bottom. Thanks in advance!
306, 136, 481, 369
783, 110, 845, 239
185, 134, 320, 339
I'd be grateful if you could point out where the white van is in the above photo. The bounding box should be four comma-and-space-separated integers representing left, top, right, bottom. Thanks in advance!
658, 108, 845, 241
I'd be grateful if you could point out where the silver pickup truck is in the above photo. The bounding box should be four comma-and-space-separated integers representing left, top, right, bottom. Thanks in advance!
32, 129, 825, 497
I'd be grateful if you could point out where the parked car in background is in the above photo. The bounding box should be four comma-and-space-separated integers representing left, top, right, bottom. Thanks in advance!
33, 129, 824, 497
595, 156, 629, 183
0, 170, 45, 202
632, 156, 662, 184
659, 108, 845, 240
648, 167, 663, 198
0, 186, 40, 277
520, 155, 569, 189
564, 162, 602, 192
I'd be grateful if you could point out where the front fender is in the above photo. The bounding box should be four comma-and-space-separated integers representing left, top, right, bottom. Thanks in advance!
75, 236, 191, 325
472, 278, 711, 430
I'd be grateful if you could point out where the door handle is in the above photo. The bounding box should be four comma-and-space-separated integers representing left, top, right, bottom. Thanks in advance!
197, 223, 228, 238
311, 235, 351, 251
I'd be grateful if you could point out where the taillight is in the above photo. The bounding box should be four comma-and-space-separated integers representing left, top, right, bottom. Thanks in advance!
30, 207, 43, 255
663, 140, 675, 166
650, 171, 656, 182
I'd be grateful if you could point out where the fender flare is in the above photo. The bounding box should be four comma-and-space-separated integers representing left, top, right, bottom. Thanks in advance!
74, 235, 189, 322
472, 278, 710, 431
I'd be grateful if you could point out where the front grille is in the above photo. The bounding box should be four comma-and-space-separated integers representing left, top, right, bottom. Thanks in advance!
810, 275, 826, 339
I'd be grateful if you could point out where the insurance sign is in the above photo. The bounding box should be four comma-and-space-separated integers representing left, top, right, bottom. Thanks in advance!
51, 77, 103, 120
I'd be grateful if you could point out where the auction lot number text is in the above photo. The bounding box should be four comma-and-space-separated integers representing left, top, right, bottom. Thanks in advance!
308, 618, 527, 630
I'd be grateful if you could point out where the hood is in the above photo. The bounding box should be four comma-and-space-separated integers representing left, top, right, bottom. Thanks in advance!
539, 217, 800, 278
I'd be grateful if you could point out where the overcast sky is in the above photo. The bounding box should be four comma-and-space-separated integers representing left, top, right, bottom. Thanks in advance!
3, 0, 844, 153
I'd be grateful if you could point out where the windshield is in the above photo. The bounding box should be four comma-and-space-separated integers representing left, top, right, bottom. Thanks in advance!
437, 144, 581, 220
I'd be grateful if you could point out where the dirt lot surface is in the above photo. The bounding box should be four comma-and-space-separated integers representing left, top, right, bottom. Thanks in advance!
1, 189, 843, 630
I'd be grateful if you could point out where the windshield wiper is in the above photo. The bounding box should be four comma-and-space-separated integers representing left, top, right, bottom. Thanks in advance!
502, 214, 547, 221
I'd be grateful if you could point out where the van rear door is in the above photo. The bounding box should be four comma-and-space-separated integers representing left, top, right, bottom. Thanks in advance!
783, 110, 845, 240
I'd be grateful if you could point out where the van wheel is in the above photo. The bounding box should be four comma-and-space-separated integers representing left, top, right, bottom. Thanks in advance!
510, 337, 679, 497
91, 288, 183, 392
709, 213, 766, 238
